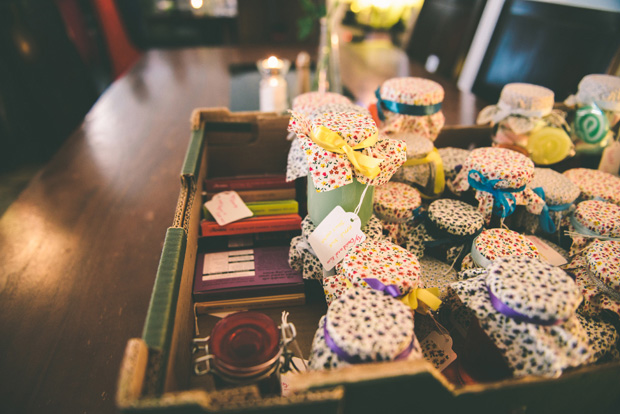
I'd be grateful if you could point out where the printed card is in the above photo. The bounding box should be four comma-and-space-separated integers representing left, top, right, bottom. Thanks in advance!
204, 191, 253, 226
308, 206, 366, 271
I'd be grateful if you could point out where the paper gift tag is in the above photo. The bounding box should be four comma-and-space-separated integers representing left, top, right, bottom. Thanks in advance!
204, 191, 253, 226
308, 206, 366, 271
598, 139, 620, 176
280, 357, 307, 397
420, 331, 457, 372
525, 235, 568, 266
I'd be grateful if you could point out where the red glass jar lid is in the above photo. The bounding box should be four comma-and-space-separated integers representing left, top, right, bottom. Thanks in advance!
210, 311, 280, 374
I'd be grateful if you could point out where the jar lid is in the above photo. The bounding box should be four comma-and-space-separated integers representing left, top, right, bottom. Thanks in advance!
572, 200, 620, 238
337, 239, 421, 296
486, 256, 581, 322
301, 214, 385, 241
210, 311, 280, 371
379, 77, 444, 106
325, 288, 415, 363
563, 168, 620, 205
584, 240, 620, 295
419, 257, 458, 300
472, 228, 539, 268
529, 167, 580, 206
373, 182, 422, 221
449, 256, 590, 378
455, 147, 535, 191
428, 199, 484, 237
565, 74, 620, 112
390, 132, 434, 158
438, 147, 470, 182
292, 91, 351, 116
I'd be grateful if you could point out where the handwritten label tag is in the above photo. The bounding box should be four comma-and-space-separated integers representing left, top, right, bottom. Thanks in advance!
598, 140, 620, 176
204, 191, 253, 226
525, 235, 568, 266
280, 357, 307, 397
420, 331, 457, 372
308, 206, 366, 271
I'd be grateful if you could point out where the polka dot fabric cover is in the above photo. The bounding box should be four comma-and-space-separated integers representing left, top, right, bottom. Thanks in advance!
335, 239, 422, 296
288, 109, 407, 192
308, 288, 421, 370
438, 147, 470, 193
419, 257, 458, 301
301, 214, 385, 241
530, 168, 580, 206
453, 147, 544, 223
576, 313, 620, 363
428, 199, 484, 237
569, 241, 620, 319
472, 228, 540, 267
374, 182, 422, 245
449, 256, 592, 378
563, 168, 620, 205
377, 77, 445, 139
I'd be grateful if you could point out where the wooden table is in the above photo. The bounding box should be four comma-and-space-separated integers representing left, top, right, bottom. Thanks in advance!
0, 44, 486, 413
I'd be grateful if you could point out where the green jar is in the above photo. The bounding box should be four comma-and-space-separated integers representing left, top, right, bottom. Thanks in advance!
307, 177, 374, 227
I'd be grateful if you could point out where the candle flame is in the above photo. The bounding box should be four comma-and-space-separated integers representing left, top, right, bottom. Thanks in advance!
266, 56, 280, 68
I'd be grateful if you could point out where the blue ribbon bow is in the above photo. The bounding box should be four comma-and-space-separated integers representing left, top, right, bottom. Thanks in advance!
375, 87, 442, 121
467, 170, 524, 218
363, 278, 401, 298
532, 187, 573, 234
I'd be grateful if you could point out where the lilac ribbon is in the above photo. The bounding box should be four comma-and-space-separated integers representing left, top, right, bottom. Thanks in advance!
323, 318, 415, 363
363, 278, 401, 298
487, 286, 563, 326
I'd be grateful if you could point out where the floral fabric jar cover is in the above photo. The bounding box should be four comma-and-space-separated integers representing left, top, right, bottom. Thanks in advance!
308, 288, 422, 370
375, 77, 445, 140
452, 147, 544, 224
438, 147, 470, 194
568, 240, 620, 320
567, 200, 620, 256
461, 228, 540, 270
563, 168, 620, 206
449, 256, 592, 378
286, 92, 353, 182
323, 239, 423, 306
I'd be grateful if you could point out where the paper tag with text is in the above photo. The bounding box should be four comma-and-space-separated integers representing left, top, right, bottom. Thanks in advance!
525, 235, 568, 266
280, 357, 307, 397
598, 139, 620, 176
420, 331, 457, 372
204, 191, 253, 226
308, 206, 366, 271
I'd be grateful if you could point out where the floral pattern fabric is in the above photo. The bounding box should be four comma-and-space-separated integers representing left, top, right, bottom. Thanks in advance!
288, 109, 407, 192
563, 168, 620, 206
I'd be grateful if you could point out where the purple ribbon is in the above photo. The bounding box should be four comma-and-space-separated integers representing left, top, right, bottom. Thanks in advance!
323, 318, 415, 363
487, 286, 563, 326
363, 278, 401, 298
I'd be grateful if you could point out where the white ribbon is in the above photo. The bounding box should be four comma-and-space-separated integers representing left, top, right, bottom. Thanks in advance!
565, 93, 620, 113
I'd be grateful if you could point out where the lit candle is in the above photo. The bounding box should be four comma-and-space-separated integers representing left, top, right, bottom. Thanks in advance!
257, 56, 290, 113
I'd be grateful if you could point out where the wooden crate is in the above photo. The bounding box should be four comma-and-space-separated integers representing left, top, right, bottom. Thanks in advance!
116, 108, 620, 413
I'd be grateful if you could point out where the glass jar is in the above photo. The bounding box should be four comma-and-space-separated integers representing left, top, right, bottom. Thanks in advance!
193, 311, 292, 395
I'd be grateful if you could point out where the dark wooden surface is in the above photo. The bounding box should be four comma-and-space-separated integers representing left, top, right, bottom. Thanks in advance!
0, 44, 486, 413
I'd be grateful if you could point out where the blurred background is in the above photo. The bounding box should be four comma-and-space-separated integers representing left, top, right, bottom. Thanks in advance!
1, 0, 619, 213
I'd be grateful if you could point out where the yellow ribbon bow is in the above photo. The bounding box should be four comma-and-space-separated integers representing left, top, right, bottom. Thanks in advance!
403, 148, 445, 197
401, 287, 442, 314
310, 125, 384, 179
